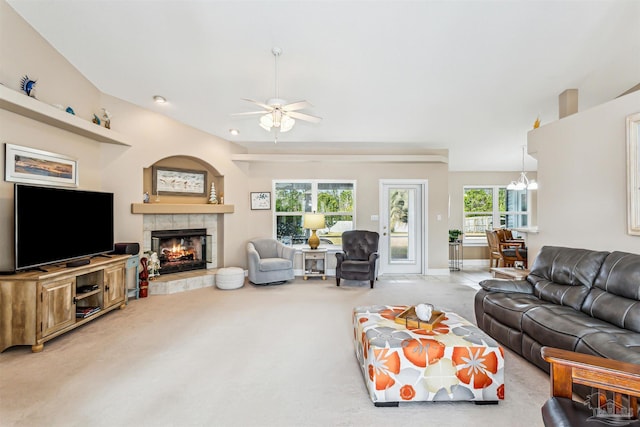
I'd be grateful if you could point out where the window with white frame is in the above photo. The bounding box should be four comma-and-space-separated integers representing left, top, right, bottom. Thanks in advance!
463, 186, 528, 243
274, 180, 355, 245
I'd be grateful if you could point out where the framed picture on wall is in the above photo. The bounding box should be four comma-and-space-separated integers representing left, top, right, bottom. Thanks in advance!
4, 143, 78, 187
251, 192, 271, 210
152, 166, 207, 196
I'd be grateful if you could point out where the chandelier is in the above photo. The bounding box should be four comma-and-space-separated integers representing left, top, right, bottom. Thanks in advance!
507, 146, 538, 190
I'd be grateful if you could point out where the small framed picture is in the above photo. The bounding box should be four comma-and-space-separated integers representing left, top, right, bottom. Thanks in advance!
251, 192, 271, 210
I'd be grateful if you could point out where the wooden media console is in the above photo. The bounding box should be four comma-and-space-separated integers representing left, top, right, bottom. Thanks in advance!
0, 255, 131, 353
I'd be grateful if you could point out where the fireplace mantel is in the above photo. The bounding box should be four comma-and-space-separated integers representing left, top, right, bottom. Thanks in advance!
131, 203, 234, 214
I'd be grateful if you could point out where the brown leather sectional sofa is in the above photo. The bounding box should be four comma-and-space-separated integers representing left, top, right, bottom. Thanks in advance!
474, 246, 640, 375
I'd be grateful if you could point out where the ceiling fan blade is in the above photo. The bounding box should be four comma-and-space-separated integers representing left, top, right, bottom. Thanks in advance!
241, 98, 273, 111
282, 100, 312, 112
287, 111, 322, 123
231, 111, 269, 117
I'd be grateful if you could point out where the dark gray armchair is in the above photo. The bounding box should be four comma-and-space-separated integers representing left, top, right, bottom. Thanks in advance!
335, 230, 380, 288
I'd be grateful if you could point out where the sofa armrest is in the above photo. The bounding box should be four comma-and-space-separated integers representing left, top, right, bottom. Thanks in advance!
479, 278, 533, 294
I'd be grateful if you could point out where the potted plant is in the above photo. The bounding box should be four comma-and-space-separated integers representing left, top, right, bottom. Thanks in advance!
449, 229, 462, 242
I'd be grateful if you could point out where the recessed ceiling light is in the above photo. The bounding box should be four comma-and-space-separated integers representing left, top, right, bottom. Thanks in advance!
229, 129, 239, 136
153, 95, 166, 104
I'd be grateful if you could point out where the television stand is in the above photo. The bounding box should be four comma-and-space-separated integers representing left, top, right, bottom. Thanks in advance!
0, 255, 130, 352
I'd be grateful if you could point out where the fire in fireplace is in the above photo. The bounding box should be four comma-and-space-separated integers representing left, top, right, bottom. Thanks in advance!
151, 228, 210, 274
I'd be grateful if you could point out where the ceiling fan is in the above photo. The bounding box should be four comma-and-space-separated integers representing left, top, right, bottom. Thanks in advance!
232, 47, 322, 141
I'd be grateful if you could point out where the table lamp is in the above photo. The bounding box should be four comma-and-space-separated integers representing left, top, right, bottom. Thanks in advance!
303, 213, 325, 250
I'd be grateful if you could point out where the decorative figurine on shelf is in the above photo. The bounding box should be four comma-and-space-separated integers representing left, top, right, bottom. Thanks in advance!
65, 106, 75, 115
143, 192, 150, 203
92, 114, 101, 125
102, 108, 111, 129
533, 116, 541, 129
20, 75, 37, 97
208, 182, 218, 204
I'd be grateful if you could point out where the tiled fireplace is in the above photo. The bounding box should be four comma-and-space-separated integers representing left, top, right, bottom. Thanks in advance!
142, 213, 219, 294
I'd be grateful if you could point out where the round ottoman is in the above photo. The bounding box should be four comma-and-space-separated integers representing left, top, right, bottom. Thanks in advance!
216, 267, 245, 290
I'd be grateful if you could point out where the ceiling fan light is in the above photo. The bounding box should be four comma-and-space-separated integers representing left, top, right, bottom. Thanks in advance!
528, 180, 538, 190
280, 115, 295, 132
507, 182, 517, 190
259, 113, 273, 131
514, 181, 527, 190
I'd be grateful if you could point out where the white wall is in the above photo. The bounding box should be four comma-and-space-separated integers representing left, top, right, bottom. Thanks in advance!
245, 160, 451, 271
527, 90, 640, 261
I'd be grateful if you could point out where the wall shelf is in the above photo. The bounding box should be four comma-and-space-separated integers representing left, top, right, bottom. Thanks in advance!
131, 203, 234, 214
0, 85, 131, 146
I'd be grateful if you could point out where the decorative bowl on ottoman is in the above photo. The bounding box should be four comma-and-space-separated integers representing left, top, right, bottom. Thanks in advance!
216, 267, 245, 290
353, 305, 504, 406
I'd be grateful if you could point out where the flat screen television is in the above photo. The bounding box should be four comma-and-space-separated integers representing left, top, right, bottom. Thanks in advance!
14, 184, 114, 271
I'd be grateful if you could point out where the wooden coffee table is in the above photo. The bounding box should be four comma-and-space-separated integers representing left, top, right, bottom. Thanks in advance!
352, 305, 505, 406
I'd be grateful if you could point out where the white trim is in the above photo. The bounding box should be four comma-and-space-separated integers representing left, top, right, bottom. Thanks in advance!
232, 154, 448, 163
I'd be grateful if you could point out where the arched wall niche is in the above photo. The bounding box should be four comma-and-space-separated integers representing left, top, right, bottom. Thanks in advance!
142, 155, 224, 204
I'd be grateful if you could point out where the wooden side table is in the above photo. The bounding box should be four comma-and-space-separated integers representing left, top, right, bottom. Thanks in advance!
302, 248, 327, 280
491, 267, 530, 280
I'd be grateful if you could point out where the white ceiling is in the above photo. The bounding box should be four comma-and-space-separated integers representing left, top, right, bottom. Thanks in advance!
7, 0, 640, 171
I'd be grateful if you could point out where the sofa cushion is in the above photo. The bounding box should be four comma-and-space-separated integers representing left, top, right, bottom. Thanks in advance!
340, 260, 371, 273
522, 305, 621, 351
527, 246, 609, 310
481, 292, 551, 331
575, 331, 640, 364
259, 257, 293, 272
581, 251, 640, 332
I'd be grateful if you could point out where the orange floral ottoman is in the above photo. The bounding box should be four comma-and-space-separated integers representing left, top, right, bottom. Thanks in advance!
353, 305, 505, 407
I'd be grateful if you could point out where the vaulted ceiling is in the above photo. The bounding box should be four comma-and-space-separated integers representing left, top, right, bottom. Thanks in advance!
7, 0, 640, 171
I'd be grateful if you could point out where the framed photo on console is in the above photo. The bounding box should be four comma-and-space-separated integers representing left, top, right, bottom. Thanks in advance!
152, 166, 207, 196
251, 192, 271, 210
627, 112, 640, 235
4, 143, 78, 187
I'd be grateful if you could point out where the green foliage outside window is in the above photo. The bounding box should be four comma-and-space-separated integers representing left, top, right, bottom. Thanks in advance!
275, 181, 355, 244
463, 188, 506, 212
390, 190, 408, 232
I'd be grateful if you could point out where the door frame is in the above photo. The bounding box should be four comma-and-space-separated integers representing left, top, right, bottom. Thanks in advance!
378, 179, 428, 275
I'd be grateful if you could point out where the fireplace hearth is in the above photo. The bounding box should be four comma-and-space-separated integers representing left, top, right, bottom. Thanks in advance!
151, 228, 209, 275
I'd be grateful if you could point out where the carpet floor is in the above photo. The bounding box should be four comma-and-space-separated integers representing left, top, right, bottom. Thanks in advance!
0, 268, 549, 427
